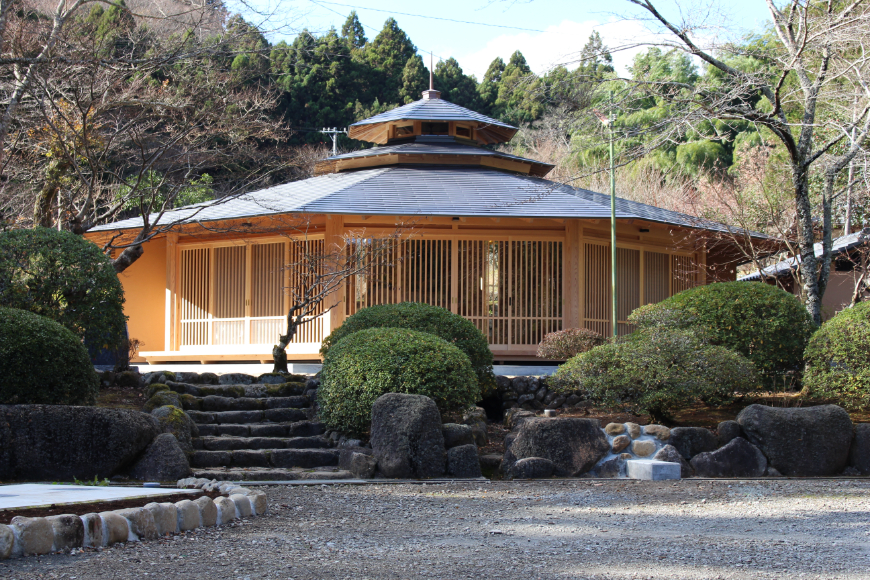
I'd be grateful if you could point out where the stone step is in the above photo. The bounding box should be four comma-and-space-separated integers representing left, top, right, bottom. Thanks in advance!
195, 435, 330, 451
192, 467, 354, 481
187, 408, 308, 425
166, 380, 310, 398
181, 395, 310, 412
195, 421, 326, 438
190, 448, 340, 469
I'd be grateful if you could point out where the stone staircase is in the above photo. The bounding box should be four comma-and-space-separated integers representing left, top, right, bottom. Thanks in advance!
162, 375, 353, 481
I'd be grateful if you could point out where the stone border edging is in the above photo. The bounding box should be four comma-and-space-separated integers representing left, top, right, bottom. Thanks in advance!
0, 481, 267, 560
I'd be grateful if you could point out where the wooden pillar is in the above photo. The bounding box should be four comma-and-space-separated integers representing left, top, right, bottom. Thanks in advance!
165, 233, 178, 352
325, 215, 346, 333
564, 220, 581, 330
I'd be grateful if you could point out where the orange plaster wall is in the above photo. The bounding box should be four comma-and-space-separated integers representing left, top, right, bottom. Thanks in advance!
118, 237, 166, 358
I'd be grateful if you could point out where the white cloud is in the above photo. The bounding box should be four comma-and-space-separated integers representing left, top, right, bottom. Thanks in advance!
451, 19, 657, 79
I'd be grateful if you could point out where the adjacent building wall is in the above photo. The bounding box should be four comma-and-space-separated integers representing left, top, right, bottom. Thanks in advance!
118, 236, 166, 360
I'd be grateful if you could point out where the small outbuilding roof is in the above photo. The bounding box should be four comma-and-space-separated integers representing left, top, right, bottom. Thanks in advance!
739, 228, 870, 281
89, 165, 758, 236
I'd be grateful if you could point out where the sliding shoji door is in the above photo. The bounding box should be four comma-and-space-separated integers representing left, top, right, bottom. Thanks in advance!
582, 243, 699, 337
456, 239, 564, 349
176, 238, 326, 349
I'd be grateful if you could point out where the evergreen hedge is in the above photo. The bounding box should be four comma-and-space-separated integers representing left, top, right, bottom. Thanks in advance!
629, 281, 815, 385
318, 327, 480, 435
803, 302, 870, 408
321, 302, 495, 396
0, 228, 126, 357
0, 307, 99, 405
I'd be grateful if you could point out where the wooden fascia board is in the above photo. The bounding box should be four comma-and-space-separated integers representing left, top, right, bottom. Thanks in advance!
333, 152, 534, 174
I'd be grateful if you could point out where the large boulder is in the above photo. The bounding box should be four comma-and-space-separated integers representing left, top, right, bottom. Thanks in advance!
669, 427, 718, 460
446, 444, 482, 478
0, 405, 159, 480
509, 457, 555, 479
370, 393, 446, 479
690, 437, 767, 478
737, 404, 853, 476
849, 424, 870, 475
442, 424, 475, 449
128, 433, 190, 481
504, 418, 609, 477
151, 405, 199, 453
653, 444, 693, 478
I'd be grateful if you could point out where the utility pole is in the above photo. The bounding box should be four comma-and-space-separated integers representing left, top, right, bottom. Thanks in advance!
321, 127, 347, 157
608, 92, 617, 340
593, 94, 618, 339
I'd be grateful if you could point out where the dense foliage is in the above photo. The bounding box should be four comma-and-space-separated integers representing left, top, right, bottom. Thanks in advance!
629, 282, 815, 385
321, 302, 495, 396
549, 327, 759, 423
0, 228, 127, 357
0, 307, 99, 405
536, 328, 604, 360
803, 303, 870, 408
318, 327, 480, 435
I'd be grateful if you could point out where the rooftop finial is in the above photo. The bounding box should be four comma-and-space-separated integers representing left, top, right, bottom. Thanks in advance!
422, 51, 441, 100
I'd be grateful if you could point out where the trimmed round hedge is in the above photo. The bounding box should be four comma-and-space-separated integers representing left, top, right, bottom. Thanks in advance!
537, 327, 604, 359
321, 302, 495, 396
0, 228, 126, 357
629, 281, 815, 383
803, 302, 870, 408
318, 327, 480, 435
550, 327, 759, 423
0, 307, 99, 405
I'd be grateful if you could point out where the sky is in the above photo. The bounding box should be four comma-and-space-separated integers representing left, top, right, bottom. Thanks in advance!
241, 0, 775, 78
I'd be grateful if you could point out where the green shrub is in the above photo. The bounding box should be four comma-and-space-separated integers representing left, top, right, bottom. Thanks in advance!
0, 307, 99, 405
550, 327, 759, 423
629, 282, 815, 384
0, 228, 127, 357
803, 302, 870, 408
318, 327, 480, 435
321, 302, 495, 396
536, 328, 604, 359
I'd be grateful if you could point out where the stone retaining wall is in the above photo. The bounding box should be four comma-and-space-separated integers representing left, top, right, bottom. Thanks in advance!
494, 375, 581, 412
0, 481, 267, 560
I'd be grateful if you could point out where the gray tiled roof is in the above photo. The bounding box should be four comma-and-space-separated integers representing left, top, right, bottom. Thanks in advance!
326, 136, 542, 164
570, 188, 756, 236
739, 228, 870, 281
349, 98, 515, 130
90, 165, 753, 235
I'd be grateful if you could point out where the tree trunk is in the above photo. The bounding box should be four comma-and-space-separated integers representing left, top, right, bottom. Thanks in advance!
793, 164, 824, 326
272, 311, 301, 374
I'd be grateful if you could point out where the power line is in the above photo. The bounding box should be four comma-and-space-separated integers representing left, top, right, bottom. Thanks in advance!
308, 0, 545, 33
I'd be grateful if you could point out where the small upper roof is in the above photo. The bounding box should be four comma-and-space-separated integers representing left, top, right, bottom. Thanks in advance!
739, 228, 870, 281
348, 91, 517, 145
314, 135, 554, 177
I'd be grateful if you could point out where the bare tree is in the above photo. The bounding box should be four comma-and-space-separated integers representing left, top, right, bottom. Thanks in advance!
612, 0, 870, 324
0, 1, 292, 272
270, 223, 407, 374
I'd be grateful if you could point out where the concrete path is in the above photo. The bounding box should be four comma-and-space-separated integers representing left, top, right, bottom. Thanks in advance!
0, 484, 199, 510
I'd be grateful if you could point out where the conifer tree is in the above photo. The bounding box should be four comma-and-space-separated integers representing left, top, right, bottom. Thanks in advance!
400, 54, 429, 103
435, 57, 480, 109
478, 57, 505, 115
341, 11, 367, 51
365, 18, 417, 105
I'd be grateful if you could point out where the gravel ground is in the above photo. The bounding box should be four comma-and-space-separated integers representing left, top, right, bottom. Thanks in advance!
3, 478, 869, 579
